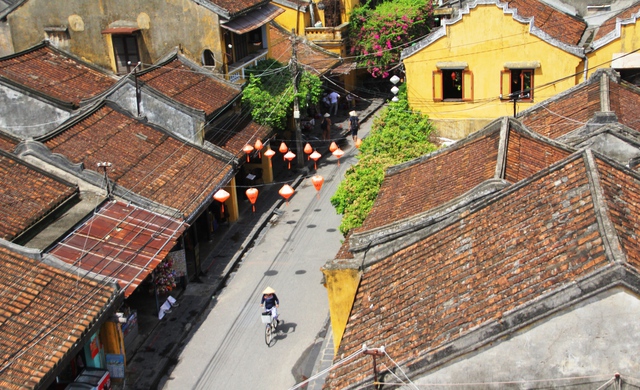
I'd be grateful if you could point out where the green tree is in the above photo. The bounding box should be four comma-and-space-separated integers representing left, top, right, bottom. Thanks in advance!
242, 59, 323, 130
349, 0, 434, 78
331, 88, 438, 235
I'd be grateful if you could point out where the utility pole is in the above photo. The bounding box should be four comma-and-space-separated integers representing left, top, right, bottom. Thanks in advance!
291, 29, 304, 168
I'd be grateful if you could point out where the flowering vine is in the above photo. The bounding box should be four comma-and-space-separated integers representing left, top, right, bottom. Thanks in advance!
153, 258, 178, 294
349, 0, 434, 78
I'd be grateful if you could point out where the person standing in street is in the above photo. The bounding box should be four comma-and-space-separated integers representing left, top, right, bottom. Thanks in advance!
328, 91, 340, 116
349, 110, 359, 142
321, 113, 332, 141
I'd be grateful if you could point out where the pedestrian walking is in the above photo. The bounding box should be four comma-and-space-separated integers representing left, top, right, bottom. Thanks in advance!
321, 113, 332, 141
328, 91, 340, 116
349, 110, 359, 142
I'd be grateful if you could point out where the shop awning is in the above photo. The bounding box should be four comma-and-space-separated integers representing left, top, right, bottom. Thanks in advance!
221, 4, 284, 35
47, 200, 187, 297
101, 27, 140, 34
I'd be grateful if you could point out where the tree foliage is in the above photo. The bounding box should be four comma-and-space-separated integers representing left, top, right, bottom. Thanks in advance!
349, 0, 434, 78
242, 59, 323, 130
331, 88, 438, 235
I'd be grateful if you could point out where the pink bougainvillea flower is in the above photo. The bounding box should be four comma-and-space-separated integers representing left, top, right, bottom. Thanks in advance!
386, 40, 392, 49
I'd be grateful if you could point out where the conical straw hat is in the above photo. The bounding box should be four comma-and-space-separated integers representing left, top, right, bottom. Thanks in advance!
262, 286, 276, 294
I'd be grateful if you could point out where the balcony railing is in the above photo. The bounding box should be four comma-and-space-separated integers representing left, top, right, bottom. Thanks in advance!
227, 49, 268, 83
305, 22, 349, 42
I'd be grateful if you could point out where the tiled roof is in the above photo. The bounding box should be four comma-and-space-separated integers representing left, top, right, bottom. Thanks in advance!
41, 103, 233, 219
358, 120, 570, 231
206, 117, 271, 158
0, 150, 78, 241
138, 57, 240, 116
0, 43, 116, 106
197, 0, 268, 17
593, 2, 640, 41
506, 0, 586, 46
0, 131, 19, 153
268, 23, 341, 75
326, 151, 632, 388
0, 245, 118, 389
520, 70, 640, 138
47, 200, 187, 297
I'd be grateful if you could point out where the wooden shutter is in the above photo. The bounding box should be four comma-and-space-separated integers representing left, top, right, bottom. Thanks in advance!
432, 70, 443, 102
462, 70, 473, 102
500, 70, 511, 100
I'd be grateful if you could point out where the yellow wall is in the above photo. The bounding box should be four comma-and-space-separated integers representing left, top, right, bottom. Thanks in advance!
322, 267, 361, 353
587, 20, 640, 79
274, 4, 311, 35
403, 4, 583, 139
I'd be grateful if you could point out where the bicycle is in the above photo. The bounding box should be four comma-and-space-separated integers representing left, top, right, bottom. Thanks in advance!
261, 309, 278, 346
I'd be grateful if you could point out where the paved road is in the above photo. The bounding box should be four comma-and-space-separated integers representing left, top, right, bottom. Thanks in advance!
162, 113, 375, 389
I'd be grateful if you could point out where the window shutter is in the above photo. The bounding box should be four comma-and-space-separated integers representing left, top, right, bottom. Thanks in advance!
500, 70, 511, 100
462, 70, 473, 102
432, 70, 443, 102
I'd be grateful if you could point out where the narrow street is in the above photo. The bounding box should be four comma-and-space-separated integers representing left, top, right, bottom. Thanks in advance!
161, 108, 377, 389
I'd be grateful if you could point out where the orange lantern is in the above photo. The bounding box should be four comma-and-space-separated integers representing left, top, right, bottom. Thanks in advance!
246, 188, 259, 212
355, 138, 362, 149
304, 143, 313, 159
264, 148, 276, 167
243, 144, 254, 162
254, 139, 263, 158
284, 151, 296, 169
333, 148, 344, 166
329, 141, 338, 153
310, 150, 322, 170
278, 184, 295, 205
311, 175, 324, 199
279, 142, 288, 160
213, 189, 230, 213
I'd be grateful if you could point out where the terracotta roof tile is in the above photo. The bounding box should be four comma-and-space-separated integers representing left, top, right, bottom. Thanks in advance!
360, 131, 500, 231
0, 150, 78, 241
0, 44, 116, 106
506, 0, 587, 46
519, 82, 601, 138
0, 246, 117, 389
201, 0, 267, 17
326, 153, 618, 388
0, 131, 18, 153
206, 117, 271, 158
268, 24, 341, 75
594, 2, 640, 41
139, 58, 240, 116
42, 104, 232, 219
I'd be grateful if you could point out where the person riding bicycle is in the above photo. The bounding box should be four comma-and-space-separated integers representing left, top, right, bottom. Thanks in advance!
260, 286, 280, 323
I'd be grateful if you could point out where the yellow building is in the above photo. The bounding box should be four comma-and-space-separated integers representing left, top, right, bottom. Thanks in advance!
587, 3, 640, 84
401, 0, 588, 139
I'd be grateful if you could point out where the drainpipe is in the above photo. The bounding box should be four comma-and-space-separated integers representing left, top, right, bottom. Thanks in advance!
583, 54, 589, 82
309, 2, 316, 26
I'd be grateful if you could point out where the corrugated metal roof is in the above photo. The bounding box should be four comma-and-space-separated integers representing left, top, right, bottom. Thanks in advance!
221, 3, 284, 34
47, 200, 187, 297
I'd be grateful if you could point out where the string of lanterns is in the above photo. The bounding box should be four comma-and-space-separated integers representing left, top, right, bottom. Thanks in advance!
213, 136, 357, 213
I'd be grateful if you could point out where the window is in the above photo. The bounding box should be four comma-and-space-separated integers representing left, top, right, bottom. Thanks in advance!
202, 50, 216, 68
433, 69, 473, 102
501, 69, 534, 101
112, 34, 140, 74
44, 27, 70, 50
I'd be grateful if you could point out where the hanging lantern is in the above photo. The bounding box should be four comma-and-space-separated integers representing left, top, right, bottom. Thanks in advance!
310, 150, 322, 170
333, 148, 344, 166
243, 144, 254, 162
355, 138, 362, 149
246, 188, 259, 212
304, 143, 313, 159
278, 184, 295, 205
284, 151, 296, 169
451, 71, 457, 81
254, 139, 263, 158
329, 141, 338, 153
264, 148, 276, 167
213, 189, 230, 213
279, 142, 288, 160
311, 175, 324, 199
